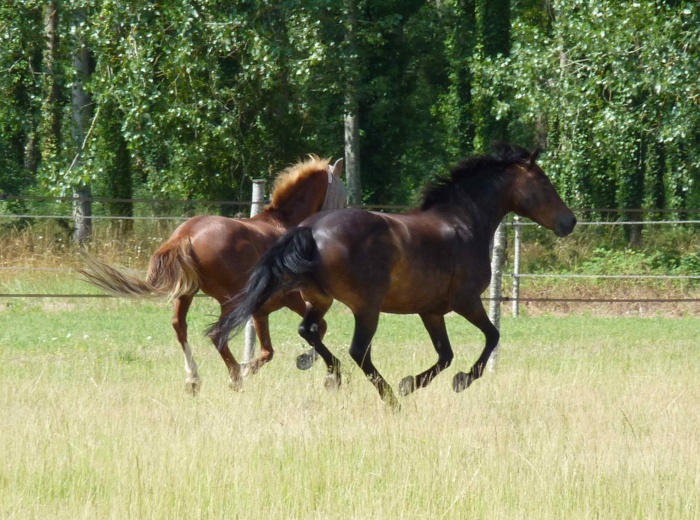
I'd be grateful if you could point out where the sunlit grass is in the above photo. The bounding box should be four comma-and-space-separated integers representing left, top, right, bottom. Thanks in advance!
1, 292, 699, 519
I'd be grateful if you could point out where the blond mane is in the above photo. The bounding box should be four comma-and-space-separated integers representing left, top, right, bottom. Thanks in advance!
270, 155, 331, 208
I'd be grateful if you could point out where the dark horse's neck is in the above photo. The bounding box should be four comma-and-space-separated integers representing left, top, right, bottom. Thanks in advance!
421, 159, 516, 243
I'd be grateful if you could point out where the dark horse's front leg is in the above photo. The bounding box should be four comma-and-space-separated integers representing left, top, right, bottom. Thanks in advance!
398, 313, 454, 396
452, 298, 500, 392
348, 310, 399, 409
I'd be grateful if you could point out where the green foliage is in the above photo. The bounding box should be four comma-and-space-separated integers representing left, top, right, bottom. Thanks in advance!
0, 1, 43, 193
500, 0, 700, 212
0, 0, 698, 223
578, 247, 700, 276
2, 295, 700, 518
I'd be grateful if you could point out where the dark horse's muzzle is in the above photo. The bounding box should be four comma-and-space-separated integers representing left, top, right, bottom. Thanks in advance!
554, 214, 577, 237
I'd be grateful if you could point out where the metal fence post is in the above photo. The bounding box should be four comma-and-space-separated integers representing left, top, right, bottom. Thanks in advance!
488, 220, 507, 372
511, 216, 522, 318
243, 179, 266, 365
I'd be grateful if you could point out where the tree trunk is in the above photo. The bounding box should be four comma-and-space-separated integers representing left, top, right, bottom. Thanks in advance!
40, 1, 61, 169
102, 102, 133, 236
474, 0, 511, 151
344, 0, 361, 206
71, 9, 93, 243
645, 140, 666, 221
446, 0, 476, 157
620, 132, 647, 248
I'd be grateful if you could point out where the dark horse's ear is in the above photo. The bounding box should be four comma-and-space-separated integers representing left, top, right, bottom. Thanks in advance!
529, 148, 541, 167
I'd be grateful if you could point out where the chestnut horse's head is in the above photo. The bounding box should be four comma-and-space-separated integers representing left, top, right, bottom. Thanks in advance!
321, 158, 347, 211
509, 149, 576, 237
269, 155, 347, 226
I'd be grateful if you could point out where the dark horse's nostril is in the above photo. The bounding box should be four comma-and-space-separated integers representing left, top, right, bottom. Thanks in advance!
571, 216, 578, 227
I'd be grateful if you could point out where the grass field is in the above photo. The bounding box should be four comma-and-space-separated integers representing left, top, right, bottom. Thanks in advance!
1, 291, 699, 519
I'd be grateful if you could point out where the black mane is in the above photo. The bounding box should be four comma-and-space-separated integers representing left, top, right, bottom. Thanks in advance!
420, 144, 532, 210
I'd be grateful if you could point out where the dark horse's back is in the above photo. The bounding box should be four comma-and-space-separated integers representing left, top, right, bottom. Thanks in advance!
295, 208, 490, 315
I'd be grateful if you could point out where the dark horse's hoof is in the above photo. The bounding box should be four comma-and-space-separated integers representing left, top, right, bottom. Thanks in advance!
296, 351, 316, 371
398, 375, 416, 396
324, 373, 341, 392
452, 371, 473, 393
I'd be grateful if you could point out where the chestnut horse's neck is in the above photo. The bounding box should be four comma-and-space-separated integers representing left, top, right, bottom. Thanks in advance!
258, 171, 328, 228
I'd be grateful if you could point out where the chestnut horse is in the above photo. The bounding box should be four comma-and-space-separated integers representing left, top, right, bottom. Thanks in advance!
209, 145, 576, 407
80, 156, 346, 393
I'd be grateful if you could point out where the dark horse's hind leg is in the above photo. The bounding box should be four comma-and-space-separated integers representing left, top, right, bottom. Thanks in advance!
452, 298, 500, 392
348, 310, 399, 409
293, 293, 324, 370
297, 299, 342, 391
398, 313, 454, 396
296, 348, 320, 371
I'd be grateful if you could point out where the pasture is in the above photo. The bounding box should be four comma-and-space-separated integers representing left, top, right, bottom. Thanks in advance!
1, 286, 698, 519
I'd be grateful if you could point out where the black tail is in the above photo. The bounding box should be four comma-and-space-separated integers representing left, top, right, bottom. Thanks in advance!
206, 227, 319, 341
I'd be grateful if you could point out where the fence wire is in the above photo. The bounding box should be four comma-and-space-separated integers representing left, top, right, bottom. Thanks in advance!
1, 206, 698, 306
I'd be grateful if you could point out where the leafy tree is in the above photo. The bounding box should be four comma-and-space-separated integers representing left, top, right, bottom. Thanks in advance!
473, 0, 510, 152
0, 1, 43, 200
501, 0, 700, 226
1, 0, 697, 239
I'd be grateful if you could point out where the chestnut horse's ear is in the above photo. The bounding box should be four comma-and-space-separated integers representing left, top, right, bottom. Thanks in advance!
328, 158, 344, 182
529, 148, 541, 167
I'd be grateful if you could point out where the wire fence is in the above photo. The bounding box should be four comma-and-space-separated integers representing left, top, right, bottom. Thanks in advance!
1, 197, 699, 309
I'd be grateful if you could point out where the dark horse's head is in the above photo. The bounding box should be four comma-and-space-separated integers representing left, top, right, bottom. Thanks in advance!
502, 145, 576, 237
424, 144, 576, 237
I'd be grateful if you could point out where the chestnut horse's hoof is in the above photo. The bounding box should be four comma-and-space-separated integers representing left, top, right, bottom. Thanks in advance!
296, 351, 316, 371
229, 376, 244, 392
398, 375, 416, 396
324, 373, 341, 392
185, 379, 200, 396
452, 371, 472, 393
240, 361, 259, 378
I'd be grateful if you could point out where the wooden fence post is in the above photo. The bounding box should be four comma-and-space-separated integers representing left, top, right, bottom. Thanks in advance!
243, 179, 266, 365
511, 216, 522, 317
487, 220, 507, 372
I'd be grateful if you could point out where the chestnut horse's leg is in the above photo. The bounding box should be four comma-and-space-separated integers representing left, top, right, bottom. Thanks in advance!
239, 313, 273, 377
210, 306, 243, 391
452, 298, 500, 392
172, 295, 201, 395
398, 313, 454, 396
297, 298, 342, 391
348, 310, 399, 409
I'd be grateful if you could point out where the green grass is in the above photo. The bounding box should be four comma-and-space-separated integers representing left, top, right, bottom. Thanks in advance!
1, 293, 699, 519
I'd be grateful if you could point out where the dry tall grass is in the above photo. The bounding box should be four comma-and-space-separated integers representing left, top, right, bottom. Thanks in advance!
1, 297, 698, 519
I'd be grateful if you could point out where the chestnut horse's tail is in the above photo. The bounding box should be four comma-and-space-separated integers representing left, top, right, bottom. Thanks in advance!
207, 227, 318, 341
79, 237, 201, 301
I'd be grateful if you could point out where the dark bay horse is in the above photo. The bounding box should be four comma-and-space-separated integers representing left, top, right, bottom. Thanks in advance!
80, 156, 346, 393
209, 145, 576, 407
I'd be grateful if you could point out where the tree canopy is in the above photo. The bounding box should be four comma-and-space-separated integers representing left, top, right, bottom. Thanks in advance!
1, 0, 698, 234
